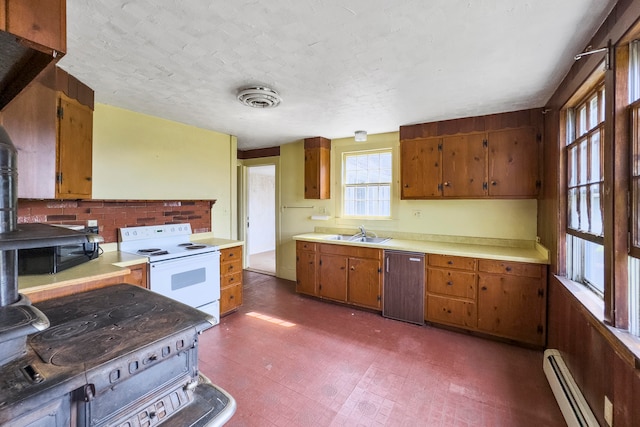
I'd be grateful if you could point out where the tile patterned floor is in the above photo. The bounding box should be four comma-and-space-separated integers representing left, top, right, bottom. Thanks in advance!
199, 271, 565, 426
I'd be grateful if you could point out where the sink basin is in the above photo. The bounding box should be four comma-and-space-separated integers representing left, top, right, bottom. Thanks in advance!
325, 234, 391, 244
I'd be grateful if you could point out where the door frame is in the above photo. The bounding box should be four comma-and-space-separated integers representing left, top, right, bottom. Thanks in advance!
238, 157, 281, 276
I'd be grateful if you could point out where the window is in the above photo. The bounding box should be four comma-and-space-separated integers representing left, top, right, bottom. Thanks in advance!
343, 150, 392, 217
566, 83, 605, 296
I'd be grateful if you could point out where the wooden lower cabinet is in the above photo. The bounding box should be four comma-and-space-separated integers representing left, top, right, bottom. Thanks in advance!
318, 253, 348, 302
124, 262, 148, 288
347, 256, 382, 310
426, 294, 477, 328
296, 241, 318, 295
477, 260, 547, 346
220, 246, 243, 316
296, 242, 382, 310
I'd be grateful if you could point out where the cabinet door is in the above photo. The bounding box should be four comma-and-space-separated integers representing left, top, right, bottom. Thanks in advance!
441, 133, 486, 197
6, 0, 66, 52
304, 146, 330, 199
477, 273, 545, 345
400, 138, 441, 198
348, 257, 381, 309
318, 254, 348, 302
221, 284, 242, 315
427, 268, 476, 299
426, 294, 477, 328
57, 93, 92, 198
296, 250, 317, 295
487, 127, 539, 197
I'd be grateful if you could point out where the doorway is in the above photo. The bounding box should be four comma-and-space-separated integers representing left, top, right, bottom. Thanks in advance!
246, 164, 276, 275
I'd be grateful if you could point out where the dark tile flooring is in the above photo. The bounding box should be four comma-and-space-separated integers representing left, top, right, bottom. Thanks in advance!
198, 271, 565, 426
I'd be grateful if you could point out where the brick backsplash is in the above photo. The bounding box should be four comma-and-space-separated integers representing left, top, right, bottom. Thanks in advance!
17, 200, 214, 243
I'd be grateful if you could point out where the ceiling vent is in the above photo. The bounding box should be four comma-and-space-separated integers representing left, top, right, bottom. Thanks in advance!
236, 86, 282, 108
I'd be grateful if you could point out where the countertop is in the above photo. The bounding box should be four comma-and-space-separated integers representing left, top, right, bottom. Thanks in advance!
293, 232, 549, 264
18, 235, 244, 294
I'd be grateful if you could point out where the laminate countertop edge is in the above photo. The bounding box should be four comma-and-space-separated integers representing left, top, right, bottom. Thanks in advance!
293, 233, 549, 265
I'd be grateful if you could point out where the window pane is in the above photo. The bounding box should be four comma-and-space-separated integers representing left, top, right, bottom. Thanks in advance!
590, 132, 601, 182
589, 96, 598, 128
380, 152, 392, 169
346, 171, 357, 185
634, 178, 640, 247
579, 140, 588, 184
578, 106, 587, 136
568, 188, 578, 229
584, 240, 605, 294
579, 186, 588, 231
589, 183, 603, 235
568, 146, 577, 187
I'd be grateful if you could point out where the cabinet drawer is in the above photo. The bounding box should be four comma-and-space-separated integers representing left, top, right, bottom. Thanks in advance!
296, 241, 317, 252
428, 254, 476, 271
221, 259, 242, 276
220, 246, 242, 262
220, 284, 242, 315
426, 295, 477, 328
478, 259, 544, 278
221, 271, 242, 288
427, 268, 476, 299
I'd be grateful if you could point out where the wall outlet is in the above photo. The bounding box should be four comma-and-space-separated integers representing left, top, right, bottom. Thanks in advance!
412, 210, 422, 218
87, 219, 98, 227
604, 395, 613, 426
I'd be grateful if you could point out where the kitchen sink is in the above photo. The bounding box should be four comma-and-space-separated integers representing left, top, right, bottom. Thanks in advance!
325, 234, 391, 244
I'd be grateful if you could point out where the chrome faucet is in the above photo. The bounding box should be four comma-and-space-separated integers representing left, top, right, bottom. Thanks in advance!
358, 225, 366, 237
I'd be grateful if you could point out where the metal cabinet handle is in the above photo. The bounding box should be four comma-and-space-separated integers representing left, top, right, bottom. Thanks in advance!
505, 266, 512, 272
447, 281, 453, 286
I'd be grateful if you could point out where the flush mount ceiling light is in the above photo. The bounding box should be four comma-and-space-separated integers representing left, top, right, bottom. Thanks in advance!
236, 86, 282, 108
354, 130, 367, 142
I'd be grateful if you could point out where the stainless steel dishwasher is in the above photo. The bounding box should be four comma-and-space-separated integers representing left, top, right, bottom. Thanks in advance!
383, 250, 425, 325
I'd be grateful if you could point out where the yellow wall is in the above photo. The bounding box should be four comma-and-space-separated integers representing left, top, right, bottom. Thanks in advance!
277, 132, 538, 280
92, 103, 237, 238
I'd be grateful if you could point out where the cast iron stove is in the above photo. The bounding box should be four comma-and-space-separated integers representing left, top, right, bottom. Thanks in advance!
0, 284, 235, 426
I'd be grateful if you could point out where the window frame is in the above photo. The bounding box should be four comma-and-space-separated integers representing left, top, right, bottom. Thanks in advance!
341, 148, 393, 219
630, 98, 640, 259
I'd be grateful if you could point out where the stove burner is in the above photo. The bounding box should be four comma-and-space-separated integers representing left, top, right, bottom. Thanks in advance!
185, 245, 207, 250
138, 248, 161, 254
50, 332, 125, 366
35, 320, 98, 342
149, 250, 169, 256
109, 302, 156, 320
178, 243, 194, 247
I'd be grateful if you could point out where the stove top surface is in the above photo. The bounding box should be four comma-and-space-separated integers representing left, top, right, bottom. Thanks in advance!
118, 223, 219, 261
0, 284, 215, 411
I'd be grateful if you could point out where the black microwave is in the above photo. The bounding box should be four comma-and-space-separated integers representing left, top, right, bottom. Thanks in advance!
18, 227, 101, 275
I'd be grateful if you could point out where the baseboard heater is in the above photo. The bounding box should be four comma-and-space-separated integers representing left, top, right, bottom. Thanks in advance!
543, 349, 599, 427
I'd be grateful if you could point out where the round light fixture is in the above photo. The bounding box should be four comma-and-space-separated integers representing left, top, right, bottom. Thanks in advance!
236, 86, 282, 108
354, 130, 367, 142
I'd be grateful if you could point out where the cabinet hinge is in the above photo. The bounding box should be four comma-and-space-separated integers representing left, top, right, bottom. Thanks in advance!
377, 295, 381, 302
377, 267, 381, 274
536, 133, 542, 142
483, 139, 488, 148
482, 182, 488, 190
538, 288, 544, 297
437, 143, 442, 152
535, 180, 542, 189
537, 325, 544, 334
438, 183, 443, 192
57, 106, 64, 119
56, 173, 63, 184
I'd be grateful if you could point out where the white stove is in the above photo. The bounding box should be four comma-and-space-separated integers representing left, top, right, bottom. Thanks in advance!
118, 224, 221, 325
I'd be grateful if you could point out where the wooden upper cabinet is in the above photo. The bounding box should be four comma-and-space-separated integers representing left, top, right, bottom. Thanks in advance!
1, 64, 93, 199
487, 127, 540, 197
401, 137, 440, 198
304, 137, 331, 199
441, 133, 486, 197
399, 108, 543, 200
6, 0, 66, 53
0, 0, 66, 109
57, 93, 92, 198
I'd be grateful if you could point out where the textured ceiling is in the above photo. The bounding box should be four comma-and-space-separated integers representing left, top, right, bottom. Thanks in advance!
58, 1, 616, 150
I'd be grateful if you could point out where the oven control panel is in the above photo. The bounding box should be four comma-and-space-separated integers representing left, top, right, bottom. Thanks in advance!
119, 223, 193, 242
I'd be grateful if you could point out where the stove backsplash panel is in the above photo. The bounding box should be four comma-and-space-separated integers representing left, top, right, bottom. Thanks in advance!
17, 200, 214, 243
